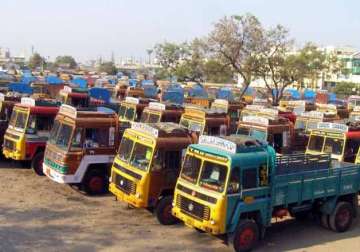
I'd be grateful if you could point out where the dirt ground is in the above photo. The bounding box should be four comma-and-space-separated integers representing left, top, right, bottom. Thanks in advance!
1, 160, 360, 252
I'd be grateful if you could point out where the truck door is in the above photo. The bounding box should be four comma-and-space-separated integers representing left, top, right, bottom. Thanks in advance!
149, 150, 182, 204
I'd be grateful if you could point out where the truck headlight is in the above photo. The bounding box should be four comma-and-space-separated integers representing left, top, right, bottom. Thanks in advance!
135, 192, 141, 199
210, 219, 216, 225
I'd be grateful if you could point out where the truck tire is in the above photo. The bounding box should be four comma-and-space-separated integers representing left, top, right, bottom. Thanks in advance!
32, 152, 44, 176
83, 169, 108, 195
233, 219, 259, 252
329, 201, 353, 232
155, 196, 178, 225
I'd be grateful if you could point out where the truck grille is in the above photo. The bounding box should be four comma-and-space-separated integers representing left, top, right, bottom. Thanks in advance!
176, 195, 210, 221
113, 173, 136, 195
45, 148, 63, 162
3, 139, 15, 151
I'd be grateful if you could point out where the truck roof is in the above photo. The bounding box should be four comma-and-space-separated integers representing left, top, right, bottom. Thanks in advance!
189, 135, 268, 159
58, 105, 117, 119
130, 122, 191, 138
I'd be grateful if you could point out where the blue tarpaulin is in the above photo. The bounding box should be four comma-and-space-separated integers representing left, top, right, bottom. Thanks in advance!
216, 87, 234, 101
328, 93, 336, 102
162, 83, 184, 104
144, 85, 158, 98
129, 79, 137, 87
89, 87, 111, 103
303, 89, 316, 101
21, 76, 37, 85
8, 83, 33, 94
71, 78, 88, 88
45, 76, 63, 85
188, 83, 208, 98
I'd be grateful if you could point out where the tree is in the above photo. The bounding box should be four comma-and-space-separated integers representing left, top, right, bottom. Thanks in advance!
203, 59, 234, 83
206, 14, 265, 98
334, 82, 357, 97
154, 41, 191, 78
97, 61, 117, 75
256, 25, 299, 105
28, 53, 44, 69
54, 55, 77, 69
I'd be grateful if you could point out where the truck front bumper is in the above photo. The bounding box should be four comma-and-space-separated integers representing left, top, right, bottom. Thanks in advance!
3, 148, 23, 160
109, 183, 145, 208
172, 207, 222, 235
43, 163, 77, 184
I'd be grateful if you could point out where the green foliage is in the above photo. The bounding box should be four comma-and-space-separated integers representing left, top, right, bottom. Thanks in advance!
28, 53, 44, 69
334, 82, 357, 96
97, 61, 117, 75
54, 55, 77, 69
203, 60, 233, 83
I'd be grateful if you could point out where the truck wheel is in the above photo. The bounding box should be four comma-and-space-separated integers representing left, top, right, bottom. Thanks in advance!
155, 196, 178, 225
32, 152, 44, 176
83, 170, 108, 195
233, 220, 259, 252
320, 213, 330, 229
329, 202, 353, 232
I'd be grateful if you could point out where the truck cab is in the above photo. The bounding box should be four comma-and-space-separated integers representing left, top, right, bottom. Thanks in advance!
348, 106, 360, 123
109, 122, 196, 224
118, 97, 150, 136
279, 100, 315, 113
211, 99, 244, 134
179, 105, 229, 136
316, 103, 347, 119
172, 135, 360, 252
0, 94, 21, 149
294, 111, 338, 151
237, 113, 294, 153
3, 97, 60, 175
306, 122, 360, 162
43, 105, 119, 195
347, 95, 360, 111
139, 102, 184, 124
58, 86, 90, 107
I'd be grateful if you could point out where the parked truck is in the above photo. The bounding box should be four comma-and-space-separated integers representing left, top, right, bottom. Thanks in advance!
172, 135, 360, 252
109, 122, 196, 224
43, 104, 119, 195
139, 102, 184, 124
3, 97, 60, 175
306, 122, 360, 162
179, 105, 230, 136
236, 114, 296, 153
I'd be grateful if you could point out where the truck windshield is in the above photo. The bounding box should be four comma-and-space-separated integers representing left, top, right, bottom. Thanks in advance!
307, 121, 319, 131
125, 107, 135, 121
140, 111, 149, 122
199, 161, 227, 193
295, 119, 306, 130
308, 135, 324, 152
9, 110, 29, 130
118, 137, 134, 161
49, 121, 73, 150
323, 137, 344, 155
237, 127, 267, 141
129, 142, 153, 171
180, 155, 202, 183
119, 105, 126, 117
180, 118, 204, 133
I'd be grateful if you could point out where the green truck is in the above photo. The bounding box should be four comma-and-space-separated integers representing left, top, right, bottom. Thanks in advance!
172, 135, 360, 252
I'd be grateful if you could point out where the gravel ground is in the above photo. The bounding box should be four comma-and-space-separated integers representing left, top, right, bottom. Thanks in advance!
0, 160, 360, 252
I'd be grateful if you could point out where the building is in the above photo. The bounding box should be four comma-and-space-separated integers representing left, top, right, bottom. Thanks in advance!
0, 47, 26, 69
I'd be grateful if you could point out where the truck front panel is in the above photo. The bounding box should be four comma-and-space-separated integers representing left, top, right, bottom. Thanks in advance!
109, 130, 155, 208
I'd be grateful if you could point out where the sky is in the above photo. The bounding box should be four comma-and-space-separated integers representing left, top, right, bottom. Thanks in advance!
0, 0, 359, 62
